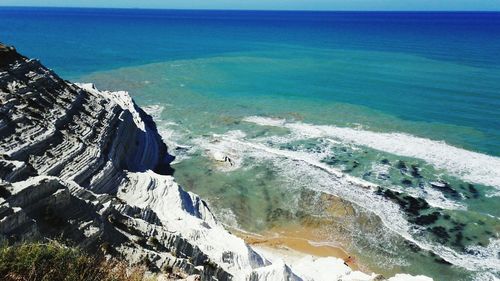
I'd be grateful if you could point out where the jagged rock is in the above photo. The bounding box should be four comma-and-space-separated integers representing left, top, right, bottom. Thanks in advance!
0, 43, 237, 280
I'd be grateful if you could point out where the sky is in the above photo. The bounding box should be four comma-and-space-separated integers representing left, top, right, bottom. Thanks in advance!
0, 0, 499, 11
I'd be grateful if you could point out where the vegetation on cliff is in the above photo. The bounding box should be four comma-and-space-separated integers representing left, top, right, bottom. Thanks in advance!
0, 241, 151, 281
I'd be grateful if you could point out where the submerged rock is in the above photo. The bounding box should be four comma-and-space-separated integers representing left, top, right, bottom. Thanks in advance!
413, 212, 440, 226
377, 188, 430, 216
430, 181, 460, 199
380, 158, 390, 165
410, 164, 422, 178
401, 179, 413, 186
467, 184, 480, 199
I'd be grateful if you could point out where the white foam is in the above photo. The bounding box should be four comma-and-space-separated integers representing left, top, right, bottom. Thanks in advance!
158, 126, 193, 164
216, 208, 240, 229
193, 130, 247, 172
193, 128, 499, 274
243, 116, 500, 189
142, 104, 164, 119
485, 189, 500, 198
245, 116, 287, 127
141, 105, 193, 164
256, 131, 463, 211
472, 272, 500, 281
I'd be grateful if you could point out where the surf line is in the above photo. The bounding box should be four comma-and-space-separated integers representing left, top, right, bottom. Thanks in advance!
213, 133, 499, 273
243, 116, 500, 189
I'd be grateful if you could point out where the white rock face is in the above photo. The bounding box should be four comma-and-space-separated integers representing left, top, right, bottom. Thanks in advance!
0, 45, 432, 281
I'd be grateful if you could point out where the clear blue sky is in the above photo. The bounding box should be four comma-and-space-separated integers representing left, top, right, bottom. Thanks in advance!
1, 0, 499, 11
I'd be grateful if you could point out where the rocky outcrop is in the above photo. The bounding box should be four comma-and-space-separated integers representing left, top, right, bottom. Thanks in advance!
0, 44, 431, 281
0, 43, 239, 280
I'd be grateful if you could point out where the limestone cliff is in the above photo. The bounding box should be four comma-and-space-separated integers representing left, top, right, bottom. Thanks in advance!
0, 43, 246, 280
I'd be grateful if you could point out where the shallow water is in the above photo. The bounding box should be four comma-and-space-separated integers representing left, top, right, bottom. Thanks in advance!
80, 50, 500, 280
2, 8, 500, 280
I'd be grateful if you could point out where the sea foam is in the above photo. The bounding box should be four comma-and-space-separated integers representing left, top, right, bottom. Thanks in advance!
142, 104, 165, 119
243, 116, 500, 189
194, 126, 500, 275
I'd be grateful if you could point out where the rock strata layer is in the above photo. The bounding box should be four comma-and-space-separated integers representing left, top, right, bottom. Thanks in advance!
0, 44, 431, 281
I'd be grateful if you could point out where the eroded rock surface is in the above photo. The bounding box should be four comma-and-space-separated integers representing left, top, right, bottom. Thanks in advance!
0, 44, 246, 280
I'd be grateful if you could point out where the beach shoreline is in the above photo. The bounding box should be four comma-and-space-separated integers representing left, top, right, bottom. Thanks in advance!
231, 225, 364, 272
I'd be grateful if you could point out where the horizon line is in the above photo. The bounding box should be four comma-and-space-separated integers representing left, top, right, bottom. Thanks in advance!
1, 6, 500, 12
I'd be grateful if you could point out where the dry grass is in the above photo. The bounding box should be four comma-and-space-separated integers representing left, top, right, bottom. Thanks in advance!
0, 241, 150, 281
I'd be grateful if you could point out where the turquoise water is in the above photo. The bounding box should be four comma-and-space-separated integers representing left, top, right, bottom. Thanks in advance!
2, 8, 500, 280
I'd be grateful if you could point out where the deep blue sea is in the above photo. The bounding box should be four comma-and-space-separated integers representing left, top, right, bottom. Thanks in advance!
1, 7, 499, 280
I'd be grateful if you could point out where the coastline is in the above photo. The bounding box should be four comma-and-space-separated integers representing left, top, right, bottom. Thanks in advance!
0, 43, 441, 280
232, 226, 363, 272
227, 193, 364, 271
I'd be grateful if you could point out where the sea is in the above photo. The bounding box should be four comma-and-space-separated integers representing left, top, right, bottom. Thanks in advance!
1, 7, 499, 281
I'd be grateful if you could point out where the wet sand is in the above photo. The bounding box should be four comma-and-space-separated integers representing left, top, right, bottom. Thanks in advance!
232, 224, 362, 271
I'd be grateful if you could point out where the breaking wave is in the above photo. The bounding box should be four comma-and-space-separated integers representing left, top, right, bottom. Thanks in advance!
243, 116, 500, 189
193, 126, 500, 275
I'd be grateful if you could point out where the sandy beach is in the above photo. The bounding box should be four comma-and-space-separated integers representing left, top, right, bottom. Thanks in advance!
233, 224, 363, 272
